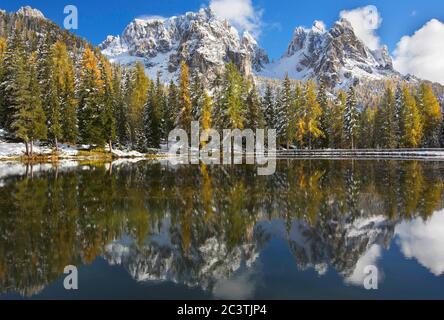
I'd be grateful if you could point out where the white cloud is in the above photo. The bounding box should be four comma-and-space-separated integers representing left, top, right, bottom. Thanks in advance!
395, 209, 444, 276
340, 5, 382, 50
393, 19, 444, 85
209, 0, 263, 36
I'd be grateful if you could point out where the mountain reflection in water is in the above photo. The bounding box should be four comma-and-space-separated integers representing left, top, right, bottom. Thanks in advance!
0, 159, 444, 299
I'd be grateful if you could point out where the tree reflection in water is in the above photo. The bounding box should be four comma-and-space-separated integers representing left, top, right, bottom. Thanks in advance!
0, 160, 443, 297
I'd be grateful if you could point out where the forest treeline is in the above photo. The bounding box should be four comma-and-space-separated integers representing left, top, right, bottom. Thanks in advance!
1, 18, 443, 155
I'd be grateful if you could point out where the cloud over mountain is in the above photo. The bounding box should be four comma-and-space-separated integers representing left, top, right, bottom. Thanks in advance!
393, 19, 444, 85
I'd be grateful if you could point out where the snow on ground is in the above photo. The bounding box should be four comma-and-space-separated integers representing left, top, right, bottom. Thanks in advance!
0, 140, 79, 158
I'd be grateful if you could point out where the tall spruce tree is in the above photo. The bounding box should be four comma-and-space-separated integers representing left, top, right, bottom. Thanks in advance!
245, 82, 264, 129
164, 80, 178, 143
99, 55, 117, 152
329, 90, 346, 149
78, 47, 106, 146
380, 85, 397, 149
0, 36, 6, 124
262, 84, 276, 130
190, 72, 204, 121
277, 74, 292, 147
144, 76, 162, 149
0, 28, 28, 130
317, 78, 329, 148
344, 86, 359, 149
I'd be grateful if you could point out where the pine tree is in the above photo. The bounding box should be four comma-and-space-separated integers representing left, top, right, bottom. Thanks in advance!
0, 29, 28, 130
99, 55, 117, 152
78, 47, 106, 146
329, 90, 346, 149
9, 50, 47, 157
245, 82, 264, 129
358, 106, 376, 149
164, 80, 178, 142
400, 86, 422, 148
317, 78, 329, 148
277, 74, 292, 147
115, 68, 130, 146
262, 84, 275, 130
177, 61, 192, 133
190, 72, 204, 121
144, 76, 162, 149
26, 55, 47, 155
0, 36, 6, 124
380, 85, 397, 149
418, 83, 442, 147
344, 86, 359, 149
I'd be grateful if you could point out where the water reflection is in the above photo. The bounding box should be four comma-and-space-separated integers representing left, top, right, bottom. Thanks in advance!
0, 160, 443, 298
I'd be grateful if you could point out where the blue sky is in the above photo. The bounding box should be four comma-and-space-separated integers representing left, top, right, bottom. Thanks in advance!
1, 0, 444, 60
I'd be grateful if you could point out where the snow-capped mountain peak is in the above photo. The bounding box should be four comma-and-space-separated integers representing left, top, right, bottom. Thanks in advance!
100, 7, 269, 83
16, 6, 46, 20
260, 18, 398, 87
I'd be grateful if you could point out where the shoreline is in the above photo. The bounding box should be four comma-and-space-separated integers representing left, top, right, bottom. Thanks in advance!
2, 149, 444, 163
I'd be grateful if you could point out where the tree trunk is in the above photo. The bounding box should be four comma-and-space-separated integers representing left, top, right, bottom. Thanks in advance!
25, 141, 29, 157
30, 140, 33, 158
109, 140, 113, 154
55, 137, 59, 153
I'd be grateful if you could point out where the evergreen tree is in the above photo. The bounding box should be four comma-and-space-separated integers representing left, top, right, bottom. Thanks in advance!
113, 65, 130, 146
0, 36, 6, 124
190, 72, 204, 121
99, 55, 117, 152
9, 51, 47, 156
26, 55, 47, 155
277, 74, 292, 147
358, 106, 376, 149
0, 29, 27, 130
164, 80, 178, 142
177, 61, 192, 133
400, 86, 422, 148
78, 47, 106, 146
380, 85, 397, 149
329, 90, 346, 149
344, 86, 359, 149
317, 78, 330, 148
144, 76, 162, 149
262, 84, 275, 130
287, 84, 302, 149
245, 82, 264, 129
418, 83, 442, 147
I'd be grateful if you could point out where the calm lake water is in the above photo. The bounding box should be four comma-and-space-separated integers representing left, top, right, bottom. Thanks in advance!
1, 159, 444, 300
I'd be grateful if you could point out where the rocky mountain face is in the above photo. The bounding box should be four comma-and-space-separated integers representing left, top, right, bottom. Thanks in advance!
100, 8, 269, 83
16, 6, 46, 20
260, 19, 399, 87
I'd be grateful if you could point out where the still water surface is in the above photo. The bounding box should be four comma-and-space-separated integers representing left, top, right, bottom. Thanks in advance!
0, 159, 444, 299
